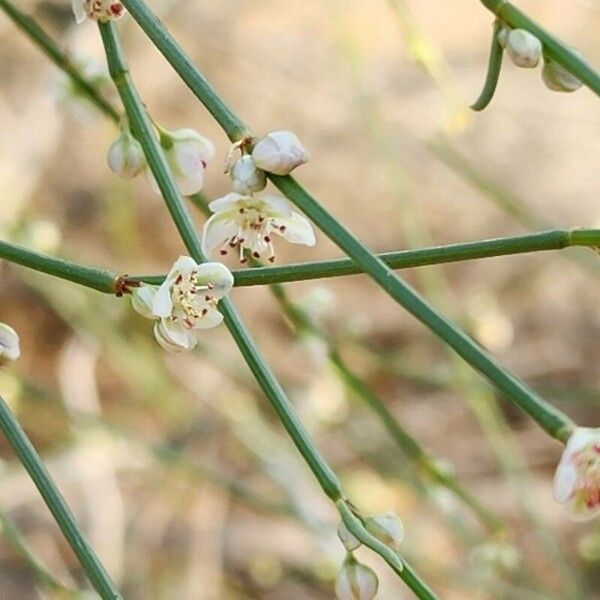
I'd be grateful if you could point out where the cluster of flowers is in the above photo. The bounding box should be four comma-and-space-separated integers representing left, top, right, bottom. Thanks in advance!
335, 512, 404, 600
108, 124, 315, 353
72, 0, 125, 24
498, 26, 582, 92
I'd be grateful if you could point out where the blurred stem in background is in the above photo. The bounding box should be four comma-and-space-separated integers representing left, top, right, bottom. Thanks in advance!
0, 0, 119, 122
98, 21, 436, 597
0, 507, 78, 596
334, 4, 587, 597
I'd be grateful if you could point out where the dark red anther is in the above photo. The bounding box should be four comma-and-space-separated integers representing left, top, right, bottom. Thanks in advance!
114, 274, 141, 297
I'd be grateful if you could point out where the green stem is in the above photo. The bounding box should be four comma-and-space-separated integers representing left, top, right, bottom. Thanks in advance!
0, 239, 116, 293
4, 226, 598, 295
0, 395, 122, 599
479, 0, 600, 97
99, 21, 438, 598
117, 0, 576, 444
471, 20, 504, 111
0, 0, 119, 122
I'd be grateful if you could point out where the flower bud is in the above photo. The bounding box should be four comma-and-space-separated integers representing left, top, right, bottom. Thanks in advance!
542, 55, 582, 92
0, 324, 20, 363
230, 155, 267, 194
147, 127, 215, 196
251, 130, 309, 176
335, 557, 378, 600
505, 29, 542, 68
107, 131, 146, 179
364, 512, 404, 552
337, 521, 361, 552
496, 26, 509, 49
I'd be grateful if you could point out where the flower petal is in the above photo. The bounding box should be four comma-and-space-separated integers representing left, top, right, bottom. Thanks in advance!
196, 262, 234, 298
565, 494, 600, 522
201, 213, 239, 255
565, 428, 600, 455
131, 285, 157, 320
208, 192, 246, 214
0, 323, 20, 361
553, 459, 578, 503
72, 0, 87, 23
192, 306, 224, 330
275, 211, 316, 246
174, 166, 205, 196
154, 320, 196, 352
261, 194, 293, 217
168, 255, 199, 277
152, 282, 173, 318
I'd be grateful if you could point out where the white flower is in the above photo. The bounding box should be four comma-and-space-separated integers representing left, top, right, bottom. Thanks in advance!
147, 128, 215, 196
335, 557, 378, 600
364, 512, 404, 552
0, 323, 20, 362
230, 155, 267, 194
131, 257, 233, 353
251, 130, 309, 176
202, 192, 316, 262
107, 130, 145, 179
337, 521, 361, 552
554, 427, 600, 521
72, 0, 125, 24
505, 29, 542, 68
542, 55, 582, 92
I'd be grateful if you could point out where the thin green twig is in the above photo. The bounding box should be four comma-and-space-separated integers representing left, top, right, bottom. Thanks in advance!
3, 227, 599, 293
0, 395, 122, 599
0, 0, 119, 122
471, 20, 504, 111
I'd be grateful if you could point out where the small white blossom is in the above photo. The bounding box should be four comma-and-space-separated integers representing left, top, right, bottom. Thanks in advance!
202, 192, 316, 262
229, 155, 267, 194
107, 130, 145, 179
554, 427, 600, 521
251, 130, 309, 176
147, 128, 215, 196
335, 557, 378, 600
542, 56, 582, 92
72, 0, 125, 24
505, 29, 542, 68
0, 323, 20, 363
364, 512, 404, 553
337, 521, 361, 552
131, 257, 233, 353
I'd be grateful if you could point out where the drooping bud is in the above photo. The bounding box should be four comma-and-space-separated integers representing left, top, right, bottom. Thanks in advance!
107, 130, 146, 179
505, 29, 542, 68
364, 512, 404, 552
337, 521, 361, 552
230, 155, 267, 194
335, 557, 378, 600
542, 55, 582, 92
251, 130, 309, 176
0, 324, 20, 363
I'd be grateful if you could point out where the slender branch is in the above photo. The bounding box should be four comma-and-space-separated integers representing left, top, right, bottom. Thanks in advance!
471, 20, 504, 111
3, 230, 599, 294
118, 0, 578, 444
0, 239, 117, 293
98, 22, 438, 598
479, 0, 600, 97
0, 395, 122, 599
0, 0, 119, 122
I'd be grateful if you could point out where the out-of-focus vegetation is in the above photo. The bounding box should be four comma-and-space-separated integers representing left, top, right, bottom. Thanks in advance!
0, 0, 599, 598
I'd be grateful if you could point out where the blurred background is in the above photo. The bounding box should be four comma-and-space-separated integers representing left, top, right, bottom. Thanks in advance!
0, 0, 599, 598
